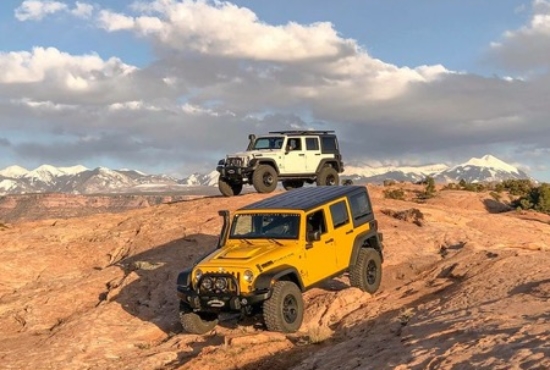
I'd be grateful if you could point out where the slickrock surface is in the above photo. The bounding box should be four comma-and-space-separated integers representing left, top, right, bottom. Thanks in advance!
1, 185, 549, 369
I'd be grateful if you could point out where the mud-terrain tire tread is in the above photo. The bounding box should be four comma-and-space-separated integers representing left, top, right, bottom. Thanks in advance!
282, 180, 304, 191
263, 281, 303, 333
349, 248, 382, 294
316, 166, 339, 186
252, 165, 278, 194
179, 305, 219, 334
218, 178, 242, 197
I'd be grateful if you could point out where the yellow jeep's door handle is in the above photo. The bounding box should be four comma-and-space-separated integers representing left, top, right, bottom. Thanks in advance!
346, 229, 354, 234
325, 238, 334, 244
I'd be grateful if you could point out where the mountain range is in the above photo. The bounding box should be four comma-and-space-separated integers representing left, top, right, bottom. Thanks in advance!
0, 155, 532, 195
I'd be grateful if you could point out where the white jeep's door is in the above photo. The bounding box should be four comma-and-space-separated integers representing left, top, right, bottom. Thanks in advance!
304, 137, 322, 173
281, 137, 306, 174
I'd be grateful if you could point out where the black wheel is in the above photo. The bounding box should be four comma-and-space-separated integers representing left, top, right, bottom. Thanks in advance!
316, 166, 339, 186
263, 281, 303, 333
282, 180, 304, 191
349, 248, 382, 294
218, 178, 242, 197
179, 303, 219, 334
252, 165, 278, 194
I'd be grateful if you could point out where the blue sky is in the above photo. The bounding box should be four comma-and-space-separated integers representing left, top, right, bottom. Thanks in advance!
1, 0, 550, 180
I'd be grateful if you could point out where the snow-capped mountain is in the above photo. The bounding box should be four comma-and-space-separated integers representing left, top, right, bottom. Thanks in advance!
0, 165, 181, 195
0, 155, 533, 195
344, 154, 531, 184
434, 155, 530, 183
179, 171, 219, 187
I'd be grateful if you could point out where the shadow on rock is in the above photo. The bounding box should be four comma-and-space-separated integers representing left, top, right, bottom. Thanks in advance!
112, 233, 219, 334
483, 199, 511, 214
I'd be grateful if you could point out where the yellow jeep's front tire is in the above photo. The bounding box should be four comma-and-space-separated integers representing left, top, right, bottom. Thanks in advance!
262, 281, 304, 333
179, 303, 219, 334
350, 248, 382, 294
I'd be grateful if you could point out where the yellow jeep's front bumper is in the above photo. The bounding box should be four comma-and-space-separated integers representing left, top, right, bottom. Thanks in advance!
177, 271, 270, 312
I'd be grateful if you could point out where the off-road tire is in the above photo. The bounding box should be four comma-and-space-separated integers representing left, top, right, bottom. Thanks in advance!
263, 281, 303, 333
350, 248, 382, 294
179, 303, 219, 334
316, 166, 339, 186
282, 180, 304, 191
252, 165, 278, 194
218, 177, 242, 197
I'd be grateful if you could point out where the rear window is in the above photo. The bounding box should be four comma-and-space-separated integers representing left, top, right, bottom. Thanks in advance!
349, 191, 372, 227
321, 137, 338, 153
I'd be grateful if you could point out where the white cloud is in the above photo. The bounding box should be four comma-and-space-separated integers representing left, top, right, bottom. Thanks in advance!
15, 0, 68, 21
15, 0, 94, 21
97, 9, 135, 31
71, 1, 93, 19
489, 0, 550, 71
0, 47, 136, 85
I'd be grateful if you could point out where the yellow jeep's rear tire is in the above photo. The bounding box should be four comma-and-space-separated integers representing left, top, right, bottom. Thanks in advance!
179, 303, 219, 334
350, 248, 382, 294
263, 281, 303, 333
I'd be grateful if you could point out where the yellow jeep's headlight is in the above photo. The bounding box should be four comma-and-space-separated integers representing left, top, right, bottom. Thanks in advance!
243, 270, 254, 283
195, 269, 203, 282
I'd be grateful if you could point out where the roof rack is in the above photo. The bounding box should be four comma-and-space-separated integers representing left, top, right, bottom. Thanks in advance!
268, 130, 335, 135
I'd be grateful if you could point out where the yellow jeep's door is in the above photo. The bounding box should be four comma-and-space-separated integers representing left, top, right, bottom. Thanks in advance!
326, 199, 355, 271
302, 208, 337, 286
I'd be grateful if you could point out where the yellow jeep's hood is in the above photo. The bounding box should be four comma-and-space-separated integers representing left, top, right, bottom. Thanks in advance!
198, 241, 296, 268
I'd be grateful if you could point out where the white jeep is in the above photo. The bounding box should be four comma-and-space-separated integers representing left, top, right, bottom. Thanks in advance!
216, 130, 345, 196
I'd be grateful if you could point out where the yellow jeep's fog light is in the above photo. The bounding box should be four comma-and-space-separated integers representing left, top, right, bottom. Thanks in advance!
201, 277, 213, 290
195, 269, 203, 281
214, 277, 227, 290
243, 270, 254, 283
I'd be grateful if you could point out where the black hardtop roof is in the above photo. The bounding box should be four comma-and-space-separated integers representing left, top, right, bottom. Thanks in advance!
240, 186, 366, 212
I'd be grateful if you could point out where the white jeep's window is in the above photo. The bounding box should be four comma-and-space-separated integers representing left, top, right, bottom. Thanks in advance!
230, 213, 300, 239
253, 137, 283, 150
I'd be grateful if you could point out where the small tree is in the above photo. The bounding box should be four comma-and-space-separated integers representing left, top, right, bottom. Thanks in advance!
421, 176, 436, 199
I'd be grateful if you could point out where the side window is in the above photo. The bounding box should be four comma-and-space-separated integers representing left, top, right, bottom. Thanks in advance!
286, 137, 302, 151
306, 209, 327, 235
306, 137, 320, 151
349, 191, 372, 227
329, 201, 350, 229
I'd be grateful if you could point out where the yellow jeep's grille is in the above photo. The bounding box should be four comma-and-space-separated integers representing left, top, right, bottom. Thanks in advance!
198, 272, 240, 295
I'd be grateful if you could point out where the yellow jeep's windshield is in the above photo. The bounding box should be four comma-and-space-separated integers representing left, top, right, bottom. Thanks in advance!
229, 213, 300, 240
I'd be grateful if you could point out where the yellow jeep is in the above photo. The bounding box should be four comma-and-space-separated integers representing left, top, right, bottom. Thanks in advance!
176, 185, 383, 334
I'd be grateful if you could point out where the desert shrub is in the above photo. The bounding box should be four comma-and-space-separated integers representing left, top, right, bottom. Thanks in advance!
489, 191, 502, 201
442, 183, 460, 190
342, 179, 353, 186
384, 188, 405, 200
497, 179, 534, 196
383, 179, 396, 187
417, 176, 436, 199
513, 183, 550, 214
462, 182, 486, 192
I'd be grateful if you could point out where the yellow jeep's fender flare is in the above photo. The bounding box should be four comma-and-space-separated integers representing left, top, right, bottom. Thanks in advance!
349, 230, 384, 267
253, 265, 305, 293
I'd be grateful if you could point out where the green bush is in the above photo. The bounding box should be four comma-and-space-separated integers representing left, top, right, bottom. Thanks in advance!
513, 183, 550, 214
384, 188, 405, 200
383, 179, 396, 187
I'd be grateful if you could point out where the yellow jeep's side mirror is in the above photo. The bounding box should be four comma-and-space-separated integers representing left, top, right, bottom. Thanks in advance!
306, 230, 321, 243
